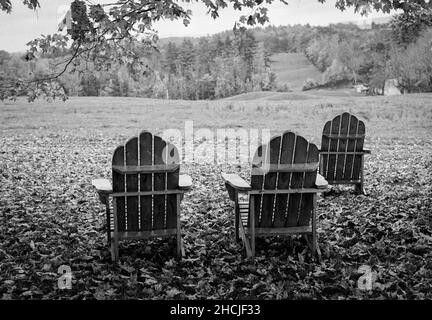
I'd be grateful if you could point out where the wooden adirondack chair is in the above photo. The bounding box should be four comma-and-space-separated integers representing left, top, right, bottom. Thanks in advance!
91, 131, 192, 262
319, 112, 371, 195
222, 131, 328, 258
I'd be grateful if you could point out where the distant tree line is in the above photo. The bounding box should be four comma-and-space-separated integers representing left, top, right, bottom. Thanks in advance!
0, 30, 277, 100
1, 6, 432, 100
154, 31, 277, 99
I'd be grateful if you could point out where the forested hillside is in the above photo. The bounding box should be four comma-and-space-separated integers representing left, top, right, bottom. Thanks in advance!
1, 7, 432, 101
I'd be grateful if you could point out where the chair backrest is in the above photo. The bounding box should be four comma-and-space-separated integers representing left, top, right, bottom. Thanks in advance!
249, 131, 319, 228
320, 112, 365, 182
112, 131, 180, 232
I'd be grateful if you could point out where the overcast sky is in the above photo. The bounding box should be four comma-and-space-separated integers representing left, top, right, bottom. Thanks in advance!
0, 0, 393, 53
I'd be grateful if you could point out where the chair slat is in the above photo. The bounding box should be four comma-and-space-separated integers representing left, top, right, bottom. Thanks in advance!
344, 114, 357, 180
112, 164, 180, 173
112, 190, 183, 197
274, 131, 295, 227
298, 143, 318, 226
250, 144, 266, 227
261, 135, 281, 227
166, 143, 180, 229
251, 162, 319, 173
327, 115, 341, 181
286, 135, 308, 227
249, 188, 326, 194
139, 131, 153, 231
323, 134, 365, 139
352, 120, 365, 180
320, 121, 331, 178
241, 211, 249, 227
125, 137, 139, 231
153, 135, 167, 230
112, 146, 126, 231
239, 201, 249, 211
335, 112, 350, 181
320, 151, 367, 155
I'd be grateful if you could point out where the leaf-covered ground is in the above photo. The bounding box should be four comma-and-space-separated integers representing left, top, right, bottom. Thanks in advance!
0, 95, 431, 299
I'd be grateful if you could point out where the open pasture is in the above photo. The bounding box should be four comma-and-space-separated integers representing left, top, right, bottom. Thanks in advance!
0, 94, 431, 299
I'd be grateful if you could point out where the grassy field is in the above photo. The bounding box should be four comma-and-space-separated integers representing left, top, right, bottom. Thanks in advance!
269, 53, 324, 90
0, 94, 431, 299
223, 88, 370, 102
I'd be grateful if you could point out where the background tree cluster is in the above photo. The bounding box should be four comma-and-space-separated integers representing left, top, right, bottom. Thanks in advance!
300, 8, 432, 93
250, 7, 432, 94
158, 31, 276, 99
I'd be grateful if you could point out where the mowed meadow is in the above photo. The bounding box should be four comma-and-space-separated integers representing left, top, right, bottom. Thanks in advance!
0, 93, 431, 299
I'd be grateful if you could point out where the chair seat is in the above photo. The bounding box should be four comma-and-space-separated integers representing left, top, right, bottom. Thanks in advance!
111, 229, 177, 240
239, 201, 249, 227
238, 201, 312, 235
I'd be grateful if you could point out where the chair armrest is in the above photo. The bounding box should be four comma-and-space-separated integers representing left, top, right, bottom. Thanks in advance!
91, 179, 112, 194
315, 174, 328, 189
179, 174, 192, 190
221, 173, 251, 191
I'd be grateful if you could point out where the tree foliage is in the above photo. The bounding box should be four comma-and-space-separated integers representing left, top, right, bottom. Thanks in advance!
390, 4, 432, 46
302, 10, 432, 93
388, 28, 432, 93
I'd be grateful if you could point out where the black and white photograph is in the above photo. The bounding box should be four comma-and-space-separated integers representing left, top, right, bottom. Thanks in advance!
0, 0, 431, 306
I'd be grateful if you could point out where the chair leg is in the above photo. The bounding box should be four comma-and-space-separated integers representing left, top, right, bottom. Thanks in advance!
354, 181, 367, 195
105, 202, 111, 245
250, 235, 255, 258
176, 234, 183, 259
249, 195, 255, 258
356, 155, 367, 195
111, 234, 119, 262
181, 238, 185, 258
235, 205, 240, 242
360, 172, 367, 195
111, 198, 119, 262
311, 194, 321, 261
312, 232, 322, 262
288, 236, 294, 248
238, 222, 252, 257
234, 191, 240, 242
315, 242, 322, 262
304, 234, 311, 250
355, 183, 367, 196
304, 234, 319, 261
176, 194, 182, 260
